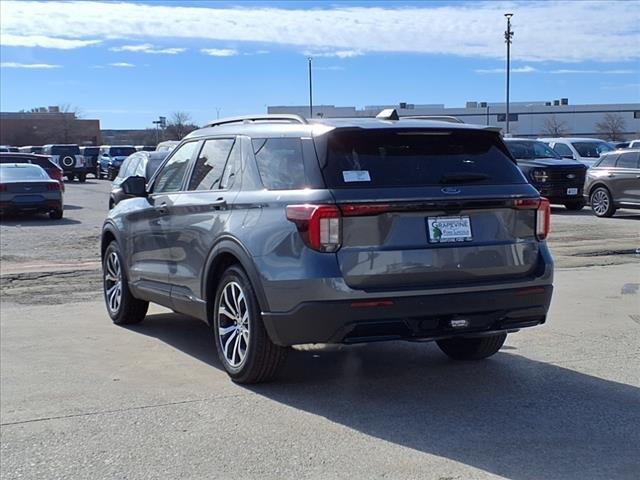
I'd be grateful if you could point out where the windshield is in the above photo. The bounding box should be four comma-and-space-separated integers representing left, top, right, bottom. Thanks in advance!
325, 129, 525, 188
572, 141, 614, 158
51, 145, 80, 155
506, 141, 561, 160
109, 147, 136, 157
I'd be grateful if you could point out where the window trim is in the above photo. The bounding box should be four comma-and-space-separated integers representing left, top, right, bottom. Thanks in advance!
148, 139, 202, 195
185, 136, 238, 192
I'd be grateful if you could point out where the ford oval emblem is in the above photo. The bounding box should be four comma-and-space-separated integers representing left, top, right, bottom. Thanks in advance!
441, 187, 461, 195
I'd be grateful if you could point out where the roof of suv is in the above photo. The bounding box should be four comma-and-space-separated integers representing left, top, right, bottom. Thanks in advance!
185, 115, 496, 140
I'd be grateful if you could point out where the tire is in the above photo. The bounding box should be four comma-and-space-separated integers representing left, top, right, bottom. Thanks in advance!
78, 173, 86, 183
213, 265, 287, 384
436, 333, 507, 361
103, 241, 148, 325
67, 173, 75, 182
49, 208, 63, 220
564, 200, 585, 211
108, 171, 115, 181
590, 187, 616, 217
96, 167, 101, 179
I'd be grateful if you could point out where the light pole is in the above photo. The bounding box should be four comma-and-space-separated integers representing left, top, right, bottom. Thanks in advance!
504, 13, 514, 135
308, 56, 313, 118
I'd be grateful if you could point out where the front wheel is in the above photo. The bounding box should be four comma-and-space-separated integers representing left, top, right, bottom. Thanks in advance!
78, 173, 86, 183
564, 200, 585, 211
213, 265, 287, 384
590, 187, 616, 217
103, 241, 148, 325
436, 333, 507, 360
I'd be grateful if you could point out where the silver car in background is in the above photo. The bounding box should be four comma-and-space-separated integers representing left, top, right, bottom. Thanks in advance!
584, 149, 640, 217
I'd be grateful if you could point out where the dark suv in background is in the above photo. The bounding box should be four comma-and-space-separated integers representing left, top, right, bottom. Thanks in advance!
102, 113, 553, 383
80, 146, 101, 178
504, 138, 587, 210
42, 144, 87, 182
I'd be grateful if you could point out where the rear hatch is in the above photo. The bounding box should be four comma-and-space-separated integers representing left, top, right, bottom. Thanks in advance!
321, 128, 543, 290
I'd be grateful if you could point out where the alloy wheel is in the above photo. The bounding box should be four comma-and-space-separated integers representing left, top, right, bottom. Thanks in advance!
217, 281, 250, 367
104, 252, 122, 314
591, 190, 610, 216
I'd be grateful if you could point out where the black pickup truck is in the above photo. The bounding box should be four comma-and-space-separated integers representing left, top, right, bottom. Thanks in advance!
504, 138, 588, 210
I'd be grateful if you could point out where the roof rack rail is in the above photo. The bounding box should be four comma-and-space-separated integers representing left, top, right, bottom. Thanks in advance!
402, 115, 464, 124
204, 114, 308, 128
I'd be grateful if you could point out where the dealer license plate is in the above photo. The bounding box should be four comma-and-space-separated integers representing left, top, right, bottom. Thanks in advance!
427, 216, 472, 243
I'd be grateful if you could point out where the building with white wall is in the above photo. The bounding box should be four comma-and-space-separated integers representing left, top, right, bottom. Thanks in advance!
268, 100, 640, 139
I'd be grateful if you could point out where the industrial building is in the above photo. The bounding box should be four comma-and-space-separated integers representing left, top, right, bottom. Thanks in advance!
0, 107, 101, 146
268, 100, 640, 139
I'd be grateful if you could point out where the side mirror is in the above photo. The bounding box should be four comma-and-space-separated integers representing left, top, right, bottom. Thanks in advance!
121, 175, 147, 197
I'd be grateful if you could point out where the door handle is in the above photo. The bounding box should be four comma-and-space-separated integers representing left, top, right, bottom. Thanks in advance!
212, 197, 227, 210
156, 202, 169, 215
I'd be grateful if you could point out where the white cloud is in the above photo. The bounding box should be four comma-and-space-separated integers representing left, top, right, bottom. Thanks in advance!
0, 62, 61, 69
1, 1, 638, 62
0, 33, 100, 49
200, 48, 238, 57
110, 43, 186, 54
305, 50, 364, 59
550, 69, 636, 74
108, 62, 135, 68
475, 65, 537, 74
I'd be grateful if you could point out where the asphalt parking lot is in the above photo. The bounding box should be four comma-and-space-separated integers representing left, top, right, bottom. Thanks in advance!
1, 180, 639, 479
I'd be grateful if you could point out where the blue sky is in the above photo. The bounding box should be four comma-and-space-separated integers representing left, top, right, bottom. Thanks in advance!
1, 0, 639, 129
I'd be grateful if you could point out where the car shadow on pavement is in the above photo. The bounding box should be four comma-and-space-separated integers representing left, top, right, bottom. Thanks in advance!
133, 312, 640, 480
0, 215, 81, 225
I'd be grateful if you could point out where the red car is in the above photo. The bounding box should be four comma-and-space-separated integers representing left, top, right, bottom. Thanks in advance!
0, 153, 65, 191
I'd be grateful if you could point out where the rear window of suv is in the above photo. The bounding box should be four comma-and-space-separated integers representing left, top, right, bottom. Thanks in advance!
51, 146, 80, 156
324, 129, 525, 188
108, 147, 136, 157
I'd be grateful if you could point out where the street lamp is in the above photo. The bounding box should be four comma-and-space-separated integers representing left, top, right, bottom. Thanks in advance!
152, 116, 166, 144
308, 57, 313, 118
504, 13, 514, 135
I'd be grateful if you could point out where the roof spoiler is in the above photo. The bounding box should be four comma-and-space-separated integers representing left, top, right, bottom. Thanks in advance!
204, 114, 308, 128
402, 115, 464, 124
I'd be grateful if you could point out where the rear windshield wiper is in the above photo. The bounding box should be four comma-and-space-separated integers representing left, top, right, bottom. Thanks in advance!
439, 173, 490, 184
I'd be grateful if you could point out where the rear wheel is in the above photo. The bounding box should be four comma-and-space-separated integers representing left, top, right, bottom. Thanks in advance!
564, 200, 585, 211
67, 173, 75, 182
78, 173, 86, 183
103, 241, 148, 325
436, 333, 507, 360
590, 187, 616, 217
49, 208, 63, 220
213, 265, 287, 384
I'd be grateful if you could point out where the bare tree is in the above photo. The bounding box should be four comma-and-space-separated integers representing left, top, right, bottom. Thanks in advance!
58, 104, 82, 143
596, 113, 627, 141
542, 114, 569, 137
165, 111, 198, 140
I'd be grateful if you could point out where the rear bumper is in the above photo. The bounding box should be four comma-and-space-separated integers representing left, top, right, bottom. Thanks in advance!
262, 285, 553, 346
63, 166, 87, 175
0, 199, 61, 214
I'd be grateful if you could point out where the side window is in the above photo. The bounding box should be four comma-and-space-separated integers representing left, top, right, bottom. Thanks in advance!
134, 157, 147, 177
153, 141, 198, 193
616, 152, 639, 169
187, 138, 234, 191
252, 138, 305, 190
597, 154, 618, 168
221, 140, 241, 189
120, 157, 138, 178
552, 143, 573, 157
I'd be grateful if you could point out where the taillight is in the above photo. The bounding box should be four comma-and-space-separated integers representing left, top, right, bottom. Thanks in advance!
513, 197, 550, 241
286, 204, 341, 252
47, 168, 62, 181
47, 182, 61, 191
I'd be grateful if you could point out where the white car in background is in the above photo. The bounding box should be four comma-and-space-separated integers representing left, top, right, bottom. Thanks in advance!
538, 137, 615, 168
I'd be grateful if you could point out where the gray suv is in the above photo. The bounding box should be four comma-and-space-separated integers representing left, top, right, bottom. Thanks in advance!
101, 113, 554, 383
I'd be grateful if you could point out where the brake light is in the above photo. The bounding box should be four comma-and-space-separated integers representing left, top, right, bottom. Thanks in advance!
286, 204, 341, 252
47, 168, 63, 181
536, 198, 551, 240
47, 182, 61, 191
512, 197, 550, 240
340, 203, 393, 216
